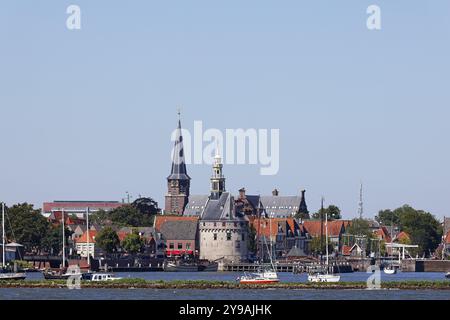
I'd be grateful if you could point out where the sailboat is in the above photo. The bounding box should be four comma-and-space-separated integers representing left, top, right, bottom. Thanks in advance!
384, 213, 397, 275
308, 198, 340, 283
43, 208, 83, 280
0, 203, 27, 281
238, 202, 280, 284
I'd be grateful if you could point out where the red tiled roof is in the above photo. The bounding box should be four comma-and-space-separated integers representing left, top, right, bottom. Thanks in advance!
445, 230, 450, 244
154, 216, 199, 233
374, 226, 392, 243
342, 245, 352, 256
249, 217, 300, 238
303, 220, 346, 238
75, 230, 98, 244
395, 231, 411, 243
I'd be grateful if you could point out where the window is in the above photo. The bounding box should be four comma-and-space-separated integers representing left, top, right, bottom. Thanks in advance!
214, 222, 217, 227
222, 222, 226, 227
242, 234, 245, 241
169, 243, 174, 249
235, 241, 241, 249
186, 243, 191, 250
227, 232, 232, 241
178, 243, 183, 250
213, 233, 218, 241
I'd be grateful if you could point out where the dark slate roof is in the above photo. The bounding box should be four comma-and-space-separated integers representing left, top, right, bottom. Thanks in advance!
260, 196, 302, 218
202, 192, 233, 221
159, 220, 198, 241
184, 195, 209, 217
167, 120, 191, 181
287, 246, 306, 258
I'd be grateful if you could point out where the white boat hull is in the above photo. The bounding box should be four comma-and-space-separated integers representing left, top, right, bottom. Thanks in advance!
308, 274, 341, 283
0, 273, 27, 281
384, 268, 397, 275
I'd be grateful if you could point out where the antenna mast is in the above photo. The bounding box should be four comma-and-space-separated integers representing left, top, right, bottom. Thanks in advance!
358, 182, 364, 219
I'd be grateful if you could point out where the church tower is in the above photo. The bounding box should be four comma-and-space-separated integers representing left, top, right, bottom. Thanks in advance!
165, 113, 191, 215
210, 146, 225, 200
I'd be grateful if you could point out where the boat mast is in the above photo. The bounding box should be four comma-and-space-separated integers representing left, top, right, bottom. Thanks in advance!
325, 198, 329, 271
62, 208, 66, 268
2, 203, 5, 268
86, 207, 90, 267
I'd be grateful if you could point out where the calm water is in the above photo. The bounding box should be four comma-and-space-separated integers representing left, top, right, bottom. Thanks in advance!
0, 272, 448, 300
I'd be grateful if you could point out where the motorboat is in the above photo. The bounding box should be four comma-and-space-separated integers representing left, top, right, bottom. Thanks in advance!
445, 272, 450, 279
308, 271, 341, 283
384, 265, 397, 275
83, 273, 122, 282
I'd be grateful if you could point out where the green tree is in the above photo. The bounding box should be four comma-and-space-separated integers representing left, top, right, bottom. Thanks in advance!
121, 231, 144, 254
376, 205, 442, 257
312, 205, 342, 221
375, 209, 400, 226
310, 236, 334, 256
95, 227, 120, 254
132, 197, 160, 217
109, 205, 154, 227
41, 225, 73, 256
346, 218, 373, 239
5, 203, 50, 254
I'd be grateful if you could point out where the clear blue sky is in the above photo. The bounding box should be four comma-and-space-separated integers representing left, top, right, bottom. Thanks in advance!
1, 1, 449, 219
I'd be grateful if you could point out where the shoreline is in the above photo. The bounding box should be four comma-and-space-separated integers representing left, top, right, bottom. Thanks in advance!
1, 279, 450, 290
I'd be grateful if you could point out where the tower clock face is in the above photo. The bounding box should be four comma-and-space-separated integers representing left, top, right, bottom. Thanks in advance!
171, 181, 178, 187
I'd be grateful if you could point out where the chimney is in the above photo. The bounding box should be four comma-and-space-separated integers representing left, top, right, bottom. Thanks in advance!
272, 188, 279, 196
239, 188, 246, 199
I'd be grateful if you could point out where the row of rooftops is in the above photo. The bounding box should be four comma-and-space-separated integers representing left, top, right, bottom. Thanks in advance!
184, 190, 307, 219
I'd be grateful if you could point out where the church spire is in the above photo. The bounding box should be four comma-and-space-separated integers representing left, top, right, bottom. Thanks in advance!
168, 111, 190, 181
165, 111, 191, 215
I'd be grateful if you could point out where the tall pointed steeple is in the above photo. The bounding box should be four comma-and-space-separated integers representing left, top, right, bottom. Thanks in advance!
168, 113, 190, 181
165, 111, 191, 215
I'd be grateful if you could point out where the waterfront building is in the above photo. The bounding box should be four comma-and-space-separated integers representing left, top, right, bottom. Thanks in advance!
199, 150, 249, 263
302, 220, 348, 253
164, 116, 191, 215
43, 201, 123, 218
260, 189, 309, 218
185, 189, 309, 220
250, 217, 310, 260
160, 220, 199, 257
75, 230, 98, 259
154, 216, 200, 257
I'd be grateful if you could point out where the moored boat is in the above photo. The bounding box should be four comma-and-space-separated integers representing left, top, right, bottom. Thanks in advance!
1, 203, 26, 281
238, 272, 280, 285
83, 273, 122, 282
307, 199, 340, 283
308, 272, 341, 283
0, 272, 27, 281
445, 272, 450, 279
384, 266, 397, 275
164, 261, 199, 272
